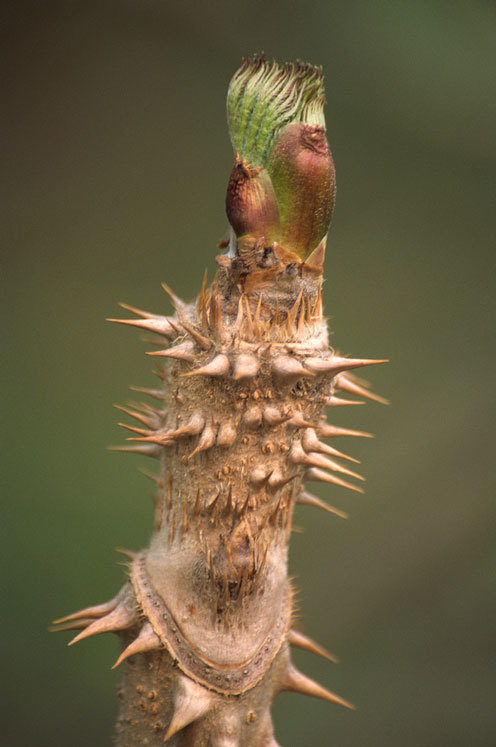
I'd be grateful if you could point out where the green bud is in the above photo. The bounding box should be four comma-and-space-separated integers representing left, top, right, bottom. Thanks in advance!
268, 122, 336, 260
227, 56, 326, 169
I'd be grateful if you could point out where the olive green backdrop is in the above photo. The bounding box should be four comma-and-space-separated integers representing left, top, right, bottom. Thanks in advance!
3, 1, 495, 745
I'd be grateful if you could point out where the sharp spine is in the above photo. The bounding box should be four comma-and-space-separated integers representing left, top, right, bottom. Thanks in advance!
53, 589, 125, 625
272, 356, 312, 383
301, 428, 360, 463
290, 441, 364, 480
317, 423, 373, 439
304, 356, 388, 376
163, 674, 215, 742
114, 404, 160, 430
233, 353, 260, 380
111, 622, 161, 669
280, 664, 355, 709
304, 467, 364, 493
107, 316, 176, 337
188, 423, 217, 458
129, 385, 164, 401
67, 595, 137, 646
216, 420, 237, 447
289, 629, 338, 663
243, 406, 263, 428
161, 282, 186, 312
263, 406, 293, 426
296, 490, 349, 519
184, 353, 230, 378
180, 321, 212, 350
108, 444, 161, 459
335, 373, 390, 405
147, 341, 196, 362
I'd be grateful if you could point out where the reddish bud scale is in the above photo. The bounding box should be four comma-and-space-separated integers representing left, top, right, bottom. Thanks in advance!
226, 155, 280, 241
269, 122, 336, 260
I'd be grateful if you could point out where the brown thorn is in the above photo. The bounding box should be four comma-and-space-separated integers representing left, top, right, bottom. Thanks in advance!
281, 664, 355, 710
107, 444, 161, 459
335, 373, 390, 405
289, 628, 339, 663
296, 490, 349, 519
161, 281, 186, 311
304, 467, 364, 493
129, 385, 164, 401
179, 322, 212, 350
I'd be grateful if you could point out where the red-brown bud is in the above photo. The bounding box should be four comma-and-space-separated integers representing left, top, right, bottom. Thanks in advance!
268, 123, 336, 260
226, 154, 280, 242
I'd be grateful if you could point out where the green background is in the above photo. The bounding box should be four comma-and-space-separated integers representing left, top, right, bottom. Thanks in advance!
4, 1, 495, 745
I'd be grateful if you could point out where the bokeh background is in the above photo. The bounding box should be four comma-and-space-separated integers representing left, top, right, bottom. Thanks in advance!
3, 1, 495, 745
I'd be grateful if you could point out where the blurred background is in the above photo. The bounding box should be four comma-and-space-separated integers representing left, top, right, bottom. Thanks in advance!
3, 1, 495, 745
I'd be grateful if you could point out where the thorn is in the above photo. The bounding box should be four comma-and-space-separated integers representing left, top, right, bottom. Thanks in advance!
49, 617, 96, 633
183, 353, 230, 378
117, 421, 151, 436
107, 316, 176, 337
161, 282, 186, 312
114, 404, 159, 429
67, 597, 137, 646
272, 356, 312, 383
107, 444, 161, 459
290, 441, 364, 480
53, 588, 125, 625
115, 548, 138, 560
216, 420, 237, 447
249, 465, 273, 487
304, 468, 364, 493
147, 341, 196, 362
233, 353, 260, 380
281, 664, 355, 709
137, 467, 162, 486
209, 289, 225, 341
289, 413, 317, 429
207, 489, 221, 513
289, 629, 338, 663
244, 295, 254, 337
263, 406, 293, 426
129, 385, 164, 401
243, 406, 263, 429
317, 424, 373, 439
163, 674, 215, 742
111, 621, 161, 669
158, 413, 206, 444
296, 490, 349, 519
268, 468, 298, 491
311, 286, 322, 319
325, 396, 365, 407
304, 356, 388, 376
188, 424, 217, 458
335, 373, 390, 405
306, 452, 364, 481
180, 322, 212, 350
117, 302, 160, 320
254, 293, 263, 337
197, 268, 208, 316
301, 428, 360, 463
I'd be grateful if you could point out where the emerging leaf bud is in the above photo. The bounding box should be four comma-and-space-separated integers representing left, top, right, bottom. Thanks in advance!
226, 154, 280, 242
268, 122, 335, 260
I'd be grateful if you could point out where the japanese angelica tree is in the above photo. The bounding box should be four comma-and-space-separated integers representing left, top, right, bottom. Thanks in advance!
53, 56, 387, 746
